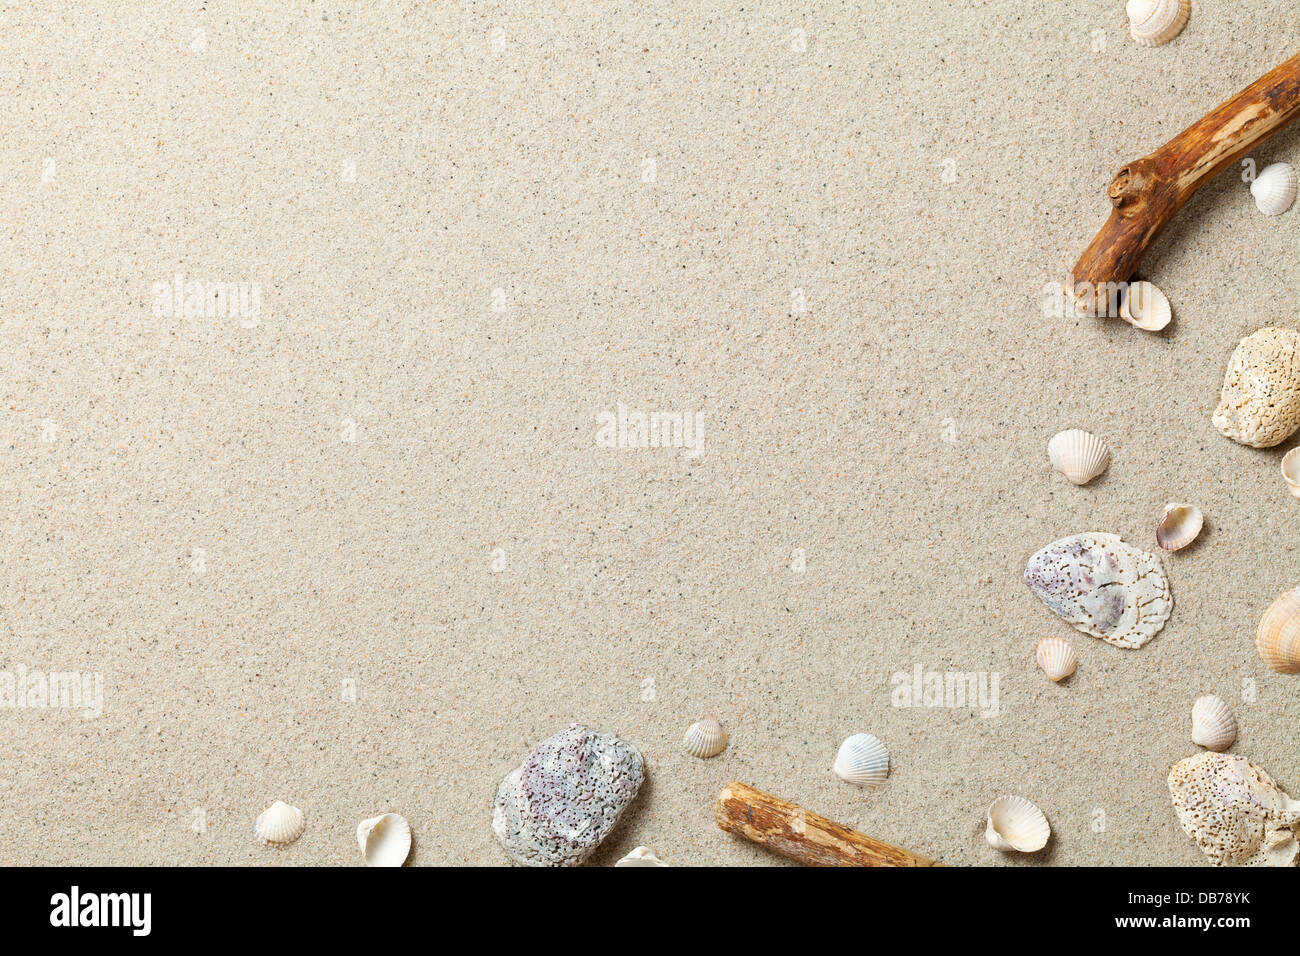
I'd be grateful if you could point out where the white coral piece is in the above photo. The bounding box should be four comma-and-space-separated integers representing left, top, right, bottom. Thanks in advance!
1169, 752, 1300, 866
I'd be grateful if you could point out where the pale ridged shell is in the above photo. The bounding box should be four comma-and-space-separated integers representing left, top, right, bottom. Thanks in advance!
682, 716, 728, 758
254, 801, 304, 847
1119, 281, 1172, 332
357, 813, 411, 867
985, 795, 1050, 853
1251, 162, 1297, 216
614, 846, 669, 867
1256, 587, 1300, 673
1156, 503, 1203, 552
1047, 429, 1110, 485
1127, 0, 1189, 47
1035, 637, 1077, 682
1213, 328, 1300, 448
1281, 448, 1300, 499
832, 733, 890, 787
1169, 752, 1300, 865
1191, 695, 1237, 752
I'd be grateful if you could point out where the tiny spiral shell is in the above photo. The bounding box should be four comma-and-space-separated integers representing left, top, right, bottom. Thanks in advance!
682, 716, 728, 758
1035, 637, 1077, 682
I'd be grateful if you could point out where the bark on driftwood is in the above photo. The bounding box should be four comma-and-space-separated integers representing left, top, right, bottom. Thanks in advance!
714, 781, 943, 867
1070, 52, 1300, 316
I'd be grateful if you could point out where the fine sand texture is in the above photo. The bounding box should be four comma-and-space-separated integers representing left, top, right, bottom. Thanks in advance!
3, 1, 1299, 866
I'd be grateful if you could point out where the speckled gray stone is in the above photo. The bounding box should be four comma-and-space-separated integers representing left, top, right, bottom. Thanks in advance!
492, 723, 644, 867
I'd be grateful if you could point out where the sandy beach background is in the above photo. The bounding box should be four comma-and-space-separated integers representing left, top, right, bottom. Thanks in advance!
2, 0, 1299, 865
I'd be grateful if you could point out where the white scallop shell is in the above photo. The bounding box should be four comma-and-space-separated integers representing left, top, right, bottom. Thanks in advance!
614, 846, 669, 867
1119, 281, 1172, 331
254, 801, 304, 847
985, 795, 1050, 853
1281, 448, 1300, 499
1251, 162, 1297, 216
1191, 695, 1237, 752
357, 812, 411, 867
1127, 0, 1189, 47
832, 733, 890, 787
1155, 502, 1203, 551
1257, 587, 1300, 674
1047, 429, 1110, 485
1035, 636, 1077, 682
682, 716, 728, 758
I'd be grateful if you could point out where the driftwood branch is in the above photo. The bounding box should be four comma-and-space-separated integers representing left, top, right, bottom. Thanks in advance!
714, 781, 943, 867
1070, 52, 1300, 316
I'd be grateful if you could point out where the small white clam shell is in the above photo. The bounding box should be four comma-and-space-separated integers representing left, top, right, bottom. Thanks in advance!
1127, 0, 1189, 47
1047, 428, 1110, 485
1281, 448, 1300, 499
254, 801, 304, 847
985, 795, 1050, 853
1035, 637, 1077, 682
832, 733, 890, 787
357, 812, 411, 867
1251, 162, 1298, 216
614, 846, 669, 867
682, 716, 728, 758
1191, 695, 1237, 752
1155, 502, 1203, 551
1119, 281, 1172, 331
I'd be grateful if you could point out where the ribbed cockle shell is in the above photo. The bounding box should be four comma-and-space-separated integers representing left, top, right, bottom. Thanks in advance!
1257, 587, 1300, 674
1047, 429, 1110, 485
985, 795, 1050, 853
1281, 449, 1300, 500
1190, 695, 1237, 752
1035, 637, 1077, 682
254, 801, 304, 847
1156, 503, 1203, 552
682, 716, 728, 758
1119, 281, 1172, 332
1127, 0, 1190, 47
615, 846, 669, 867
832, 733, 890, 787
1251, 162, 1298, 216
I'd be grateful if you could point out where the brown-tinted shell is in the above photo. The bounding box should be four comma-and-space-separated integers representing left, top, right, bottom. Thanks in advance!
1156, 503, 1203, 551
1257, 587, 1300, 674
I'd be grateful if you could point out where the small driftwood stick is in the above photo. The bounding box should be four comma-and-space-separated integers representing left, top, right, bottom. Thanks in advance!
1070, 52, 1300, 316
714, 781, 943, 867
